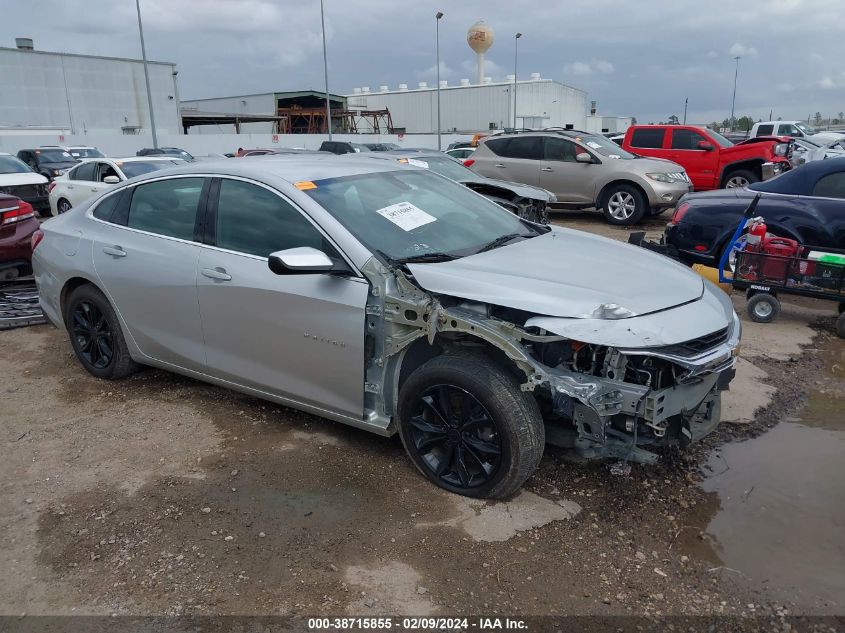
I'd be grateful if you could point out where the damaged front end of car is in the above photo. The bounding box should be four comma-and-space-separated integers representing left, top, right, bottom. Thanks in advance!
359, 256, 740, 465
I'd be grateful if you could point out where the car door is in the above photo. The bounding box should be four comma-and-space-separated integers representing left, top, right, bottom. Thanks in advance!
64, 161, 100, 206
89, 161, 120, 196
810, 171, 845, 248
196, 176, 369, 417
477, 136, 541, 186
669, 128, 716, 190
90, 176, 208, 372
539, 136, 596, 204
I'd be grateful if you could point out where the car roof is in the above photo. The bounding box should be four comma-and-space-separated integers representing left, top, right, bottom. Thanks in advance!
120, 154, 409, 186
76, 156, 180, 163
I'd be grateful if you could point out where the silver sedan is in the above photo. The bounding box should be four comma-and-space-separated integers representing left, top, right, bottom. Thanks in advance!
32, 156, 739, 498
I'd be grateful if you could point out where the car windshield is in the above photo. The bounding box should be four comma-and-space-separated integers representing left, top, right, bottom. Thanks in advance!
163, 149, 193, 160
69, 148, 104, 158
36, 149, 75, 162
573, 134, 637, 159
795, 122, 817, 135
0, 155, 33, 174
118, 159, 184, 178
406, 156, 475, 181
305, 170, 538, 261
705, 129, 734, 148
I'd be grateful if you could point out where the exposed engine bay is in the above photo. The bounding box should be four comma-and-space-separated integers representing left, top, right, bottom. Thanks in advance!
358, 258, 740, 465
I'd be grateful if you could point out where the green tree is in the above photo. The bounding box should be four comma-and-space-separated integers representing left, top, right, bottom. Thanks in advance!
736, 116, 754, 132
668, 114, 680, 125
814, 112, 823, 125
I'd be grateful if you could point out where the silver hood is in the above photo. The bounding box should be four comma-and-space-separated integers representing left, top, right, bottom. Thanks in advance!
407, 227, 704, 320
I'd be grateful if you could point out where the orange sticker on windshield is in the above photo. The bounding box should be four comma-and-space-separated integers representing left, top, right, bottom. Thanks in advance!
295, 181, 317, 190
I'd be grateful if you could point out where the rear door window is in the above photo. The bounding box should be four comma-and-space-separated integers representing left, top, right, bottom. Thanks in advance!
483, 138, 510, 156
500, 136, 543, 160
126, 177, 205, 240
630, 128, 666, 149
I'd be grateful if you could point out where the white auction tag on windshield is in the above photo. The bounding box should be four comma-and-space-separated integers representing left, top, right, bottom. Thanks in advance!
375, 201, 436, 231
586, 141, 602, 149
407, 158, 429, 168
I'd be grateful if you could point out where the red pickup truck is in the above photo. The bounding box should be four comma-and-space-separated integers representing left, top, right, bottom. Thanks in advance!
621, 125, 791, 190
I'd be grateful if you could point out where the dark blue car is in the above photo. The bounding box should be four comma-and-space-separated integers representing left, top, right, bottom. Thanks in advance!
665, 157, 845, 267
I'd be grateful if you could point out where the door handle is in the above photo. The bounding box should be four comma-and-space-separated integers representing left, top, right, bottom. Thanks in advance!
541, 167, 553, 172
90, 188, 99, 192
494, 163, 506, 168
102, 245, 126, 258
201, 267, 232, 281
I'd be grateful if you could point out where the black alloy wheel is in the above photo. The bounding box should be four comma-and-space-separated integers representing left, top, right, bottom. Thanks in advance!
408, 384, 502, 490
70, 299, 114, 369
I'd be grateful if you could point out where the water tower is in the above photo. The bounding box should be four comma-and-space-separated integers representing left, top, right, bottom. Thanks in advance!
467, 21, 494, 85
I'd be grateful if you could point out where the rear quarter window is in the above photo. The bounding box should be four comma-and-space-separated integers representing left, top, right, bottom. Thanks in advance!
756, 124, 774, 136
482, 138, 510, 156
630, 128, 666, 149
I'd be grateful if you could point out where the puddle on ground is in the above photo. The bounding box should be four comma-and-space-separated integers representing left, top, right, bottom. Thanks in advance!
686, 338, 845, 612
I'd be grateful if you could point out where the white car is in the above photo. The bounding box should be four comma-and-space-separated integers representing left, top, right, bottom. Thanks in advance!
750, 120, 845, 143
0, 152, 50, 216
445, 147, 476, 163
66, 146, 106, 159
48, 156, 184, 216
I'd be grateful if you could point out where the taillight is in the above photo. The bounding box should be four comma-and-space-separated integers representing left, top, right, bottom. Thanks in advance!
31, 229, 44, 251
0, 200, 35, 225
463, 158, 475, 168
670, 201, 689, 224
48, 181, 57, 193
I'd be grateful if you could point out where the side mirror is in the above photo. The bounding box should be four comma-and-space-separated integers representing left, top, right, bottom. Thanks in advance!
697, 141, 715, 151
268, 247, 336, 275
103, 175, 120, 184
575, 152, 593, 163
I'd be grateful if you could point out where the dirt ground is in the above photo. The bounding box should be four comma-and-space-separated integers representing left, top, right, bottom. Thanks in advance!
1, 210, 843, 628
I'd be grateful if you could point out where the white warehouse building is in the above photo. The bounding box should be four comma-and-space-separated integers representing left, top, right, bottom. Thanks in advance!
0, 39, 181, 136
347, 75, 589, 134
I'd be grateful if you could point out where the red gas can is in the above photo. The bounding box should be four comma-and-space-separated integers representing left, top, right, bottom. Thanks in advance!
761, 235, 799, 280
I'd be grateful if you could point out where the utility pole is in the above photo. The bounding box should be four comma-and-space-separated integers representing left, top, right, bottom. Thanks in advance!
683, 97, 688, 124
320, 0, 332, 140
435, 12, 444, 150
513, 32, 522, 130
729, 55, 741, 130
135, 0, 158, 149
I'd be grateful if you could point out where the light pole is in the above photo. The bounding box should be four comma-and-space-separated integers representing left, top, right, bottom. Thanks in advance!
135, 0, 158, 149
513, 32, 522, 130
730, 55, 741, 130
320, 0, 332, 140
683, 97, 688, 124
435, 11, 444, 150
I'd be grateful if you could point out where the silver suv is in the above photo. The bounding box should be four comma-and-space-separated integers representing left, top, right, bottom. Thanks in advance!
470, 131, 692, 225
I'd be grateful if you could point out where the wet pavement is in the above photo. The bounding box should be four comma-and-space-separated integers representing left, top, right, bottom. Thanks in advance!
688, 338, 845, 614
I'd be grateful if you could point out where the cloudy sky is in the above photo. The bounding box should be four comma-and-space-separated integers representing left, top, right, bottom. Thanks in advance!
3, 0, 844, 124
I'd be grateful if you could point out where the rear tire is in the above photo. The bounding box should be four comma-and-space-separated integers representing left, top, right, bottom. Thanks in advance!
65, 284, 140, 379
397, 354, 545, 499
836, 312, 845, 339
723, 169, 759, 189
57, 198, 72, 214
747, 293, 780, 323
601, 184, 647, 226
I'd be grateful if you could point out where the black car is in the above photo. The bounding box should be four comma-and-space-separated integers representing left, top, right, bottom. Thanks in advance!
136, 147, 194, 161
665, 157, 845, 267
318, 141, 371, 155
16, 148, 79, 181
362, 143, 401, 151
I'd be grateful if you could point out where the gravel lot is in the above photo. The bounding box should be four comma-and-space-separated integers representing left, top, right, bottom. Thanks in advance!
1, 209, 843, 625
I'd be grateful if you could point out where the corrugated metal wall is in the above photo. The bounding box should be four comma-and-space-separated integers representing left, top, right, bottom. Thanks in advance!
347, 80, 588, 133
181, 93, 277, 134
0, 48, 181, 135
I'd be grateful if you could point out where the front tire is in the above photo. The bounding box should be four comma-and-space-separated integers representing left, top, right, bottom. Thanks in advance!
601, 184, 647, 225
397, 354, 545, 499
65, 284, 140, 379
